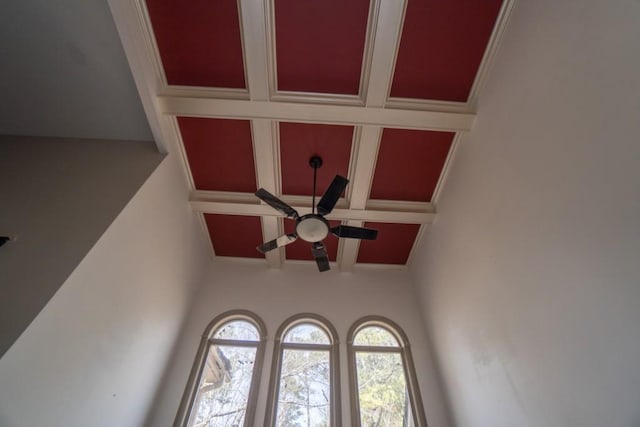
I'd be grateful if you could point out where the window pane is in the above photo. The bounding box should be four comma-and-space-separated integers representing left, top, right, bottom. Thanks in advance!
353, 326, 399, 347
283, 323, 330, 345
355, 351, 411, 427
276, 349, 330, 426
213, 320, 259, 341
188, 344, 257, 427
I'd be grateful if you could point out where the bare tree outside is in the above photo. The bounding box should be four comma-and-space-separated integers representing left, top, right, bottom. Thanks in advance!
187, 321, 260, 427
275, 324, 332, 426
354, 326, 414, 427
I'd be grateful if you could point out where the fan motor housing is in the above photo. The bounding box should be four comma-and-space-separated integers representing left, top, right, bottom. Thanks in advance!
296, 214, 329, 242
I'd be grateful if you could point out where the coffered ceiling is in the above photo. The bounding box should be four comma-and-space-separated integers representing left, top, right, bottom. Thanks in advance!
109, 0, 514, 271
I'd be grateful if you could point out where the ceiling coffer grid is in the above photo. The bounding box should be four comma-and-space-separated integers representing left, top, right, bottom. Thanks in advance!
130, 0, 512, 271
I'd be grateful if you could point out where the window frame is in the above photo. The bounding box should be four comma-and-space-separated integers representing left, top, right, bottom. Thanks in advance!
174, 309, 267, 427
347, 316, 428, 427
265, 313, 341, 427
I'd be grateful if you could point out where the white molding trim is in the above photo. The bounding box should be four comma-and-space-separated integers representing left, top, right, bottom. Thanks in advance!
405, 223, 428, 267
337, 220, 364, 272
190, 191, 433, 212
351, 262, 408, 271
158, 97, 475, 131
251, 119, 281, 267
270, 91, 364, 107
239, 0, 270, 101
189, 192, 434, 224
349, 126, 381, 209
357, 0, 382, 104
465, 0, 518, 107
212, 256, 408, 270
160, 86, 250, 100
385, 97, 472, 114
169, 116, 197, 190
431, 132, 464, 204
365, 0, 407, 107
366, 199, 435, 212
197, 212, 217, 259
109, 0, 517, 269
264, 0, 278, 99
260, 216, 282, 268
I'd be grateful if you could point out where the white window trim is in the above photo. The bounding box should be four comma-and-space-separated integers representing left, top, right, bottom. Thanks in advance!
347, 315, 428, 427
174, 309, 268, 427
264, 313, 342, 427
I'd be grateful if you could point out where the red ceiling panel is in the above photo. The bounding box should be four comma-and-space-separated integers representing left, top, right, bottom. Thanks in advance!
370, 128, 454, 202
284, 220, 340, 261
179, 117, 256, 192
205, 214, 264, 258
357, 222, 420, 264
275, 0, 370, 94
390, 0, 503, 101
280, 122, 353, 196
146, 0, 245, 88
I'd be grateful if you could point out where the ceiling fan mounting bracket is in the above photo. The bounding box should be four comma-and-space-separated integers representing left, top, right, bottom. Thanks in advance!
309, 156, 323, 169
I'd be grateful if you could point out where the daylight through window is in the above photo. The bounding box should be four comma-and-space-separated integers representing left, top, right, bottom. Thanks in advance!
348, 317, 427, 427
178, 311, 266, 427
266, 314, 340, 427
179, 312, 427, 426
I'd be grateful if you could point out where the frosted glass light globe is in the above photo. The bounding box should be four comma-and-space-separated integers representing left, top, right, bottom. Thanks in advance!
296, 216, 329, 242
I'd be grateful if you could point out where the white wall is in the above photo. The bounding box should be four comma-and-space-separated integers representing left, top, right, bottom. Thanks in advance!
0, 135, 163, 355
146, 262, 451, 427
410, 1, 640, 426
0, 1, 153, 141
0, 153, 210, 427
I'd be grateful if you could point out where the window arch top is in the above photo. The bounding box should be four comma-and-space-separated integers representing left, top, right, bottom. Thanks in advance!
213, 320, 259, 341
177, 310, 267, 427
348, 316, 427, 426
283, 323, 330, 345
353, 325, 399, 347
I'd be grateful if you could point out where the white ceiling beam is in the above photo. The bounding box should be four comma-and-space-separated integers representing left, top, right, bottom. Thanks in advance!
240, 1, 278, 267
251, 119, 281, 267
337, 220, 364, 272
364, 0, 407, 107
238, 0, 270, 100
189, 197, 434, 225
189, 200, 434, 224
349, 126, 382, 209
251, 120, 277, 193
346, 0, 407, 264
190, 191, 434, 212
158, 96, 475, 132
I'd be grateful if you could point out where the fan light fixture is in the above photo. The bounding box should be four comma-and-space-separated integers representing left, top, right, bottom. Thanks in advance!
254, 156, 378, 272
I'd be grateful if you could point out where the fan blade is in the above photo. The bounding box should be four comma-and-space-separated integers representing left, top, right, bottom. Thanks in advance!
317, 175, 349, 216
256, 233, 298, 254
311, 241, 330, 272
331, 225, 378, 240
255, 188, 299, 219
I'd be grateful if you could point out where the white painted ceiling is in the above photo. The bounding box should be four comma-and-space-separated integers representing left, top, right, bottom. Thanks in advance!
0, 1, 152, 141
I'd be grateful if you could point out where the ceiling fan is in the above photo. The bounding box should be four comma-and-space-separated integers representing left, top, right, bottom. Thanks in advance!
255, 156, 378, 272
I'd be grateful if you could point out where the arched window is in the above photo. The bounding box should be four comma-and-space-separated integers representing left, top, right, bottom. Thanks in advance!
348, 316, 427, 427
265, 314, 340, 426
175, 310, 267, 427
